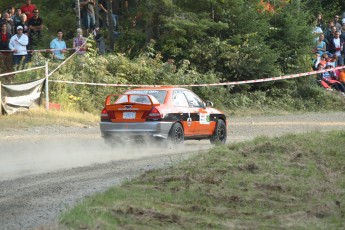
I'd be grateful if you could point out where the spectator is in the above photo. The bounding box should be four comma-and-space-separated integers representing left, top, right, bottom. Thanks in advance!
334, 15, 342, 32
81, 0, 95, 34
28, 9, 43, 48
6, 6, 15, 17
15, 14, 29, 35
94, 27, 105, 55
331, 31, 343, 66
321, 53, 328, 61
316, 62, 331, 90
8, 25, 28, 70
324, 20, 334, 39
322, 64, 345, 94
338, 69, 345, 84
312, 52, 321, 71
340, 23, 345, 40
0, 22, 13, 82
2, 12, 14, 35
327, 53, 337, 67
316, 13, 325, 31
20, 0, 37, 20
50, 29, 67, 60
315, 34, 326, 55
112, 0, 123, 31
326, 26, 337, 52
12, 8, 22, 26
313, 26, 323, 43
73, 28, 87, 55
98, 0, 108, 29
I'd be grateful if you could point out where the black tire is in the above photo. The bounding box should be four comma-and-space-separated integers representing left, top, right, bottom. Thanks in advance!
168, 122, 184, 146
210, 119, 227, 144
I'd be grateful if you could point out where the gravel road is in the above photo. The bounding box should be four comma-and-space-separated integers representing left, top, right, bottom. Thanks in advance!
0, 112, 345, 230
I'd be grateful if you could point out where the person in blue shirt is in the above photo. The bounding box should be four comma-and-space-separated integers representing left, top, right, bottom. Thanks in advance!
50, 29, 67, 60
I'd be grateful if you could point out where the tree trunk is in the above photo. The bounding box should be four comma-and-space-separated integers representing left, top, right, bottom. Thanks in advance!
95, 0, 100, 28
107, 0, 115, 50
75, 0, 81, 28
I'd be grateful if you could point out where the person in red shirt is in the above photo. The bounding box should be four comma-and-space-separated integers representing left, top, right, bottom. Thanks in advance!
0, 23, 13, 83
20, 0, 37, 20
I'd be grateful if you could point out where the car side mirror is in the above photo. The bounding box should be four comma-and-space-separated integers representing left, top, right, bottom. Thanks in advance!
206, 101, 213, 107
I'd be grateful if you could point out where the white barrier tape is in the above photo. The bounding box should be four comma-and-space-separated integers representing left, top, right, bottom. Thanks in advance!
49, 65, 345, 87
0, 65, 45, 78
0, 48, 77, 53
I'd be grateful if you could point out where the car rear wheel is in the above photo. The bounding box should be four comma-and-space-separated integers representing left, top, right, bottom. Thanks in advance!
210, 119, 227, 144
168, 122, 184, 146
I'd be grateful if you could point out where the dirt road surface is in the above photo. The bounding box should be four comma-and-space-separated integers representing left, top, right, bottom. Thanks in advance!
0, 112, 345, 229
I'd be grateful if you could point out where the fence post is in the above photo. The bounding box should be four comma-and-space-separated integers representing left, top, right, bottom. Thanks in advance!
45, 61, 49, 111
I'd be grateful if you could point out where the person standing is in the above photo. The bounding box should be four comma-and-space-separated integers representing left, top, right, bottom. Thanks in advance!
112, 0, 122, 31
316, 13, 325, 31
98, 0, 108, 29
1, 12, 14, 35
20, 0, 37, 21
0, 23, 13, 82
81, 0, 95, 34
73, 28, 87, 55
15, 13, 29, 35
50, 29, 67, 60
334, 15, 342, 32
331, 31, 344, 66
9, 25, 28, 70
12, 8, 22, 27
27, 9, 43, 49
6, 6, 15, 18
315, 34, 326, 55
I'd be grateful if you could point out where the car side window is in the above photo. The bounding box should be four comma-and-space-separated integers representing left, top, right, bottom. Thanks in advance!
183, 90, 205, 108
173, 90, 189, 107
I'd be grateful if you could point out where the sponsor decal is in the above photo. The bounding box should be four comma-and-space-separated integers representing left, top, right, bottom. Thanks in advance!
199, 113, 210, 124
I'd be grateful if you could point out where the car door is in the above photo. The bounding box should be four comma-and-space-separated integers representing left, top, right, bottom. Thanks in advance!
172, 90, 196, 136
183, 90, 213, 135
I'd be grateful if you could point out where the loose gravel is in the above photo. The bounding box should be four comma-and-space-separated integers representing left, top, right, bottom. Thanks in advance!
0, 112, 344, 230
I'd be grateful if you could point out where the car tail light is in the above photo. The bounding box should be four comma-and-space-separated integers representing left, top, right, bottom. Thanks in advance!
101, 108, 115, 121
143, 107, 162, 120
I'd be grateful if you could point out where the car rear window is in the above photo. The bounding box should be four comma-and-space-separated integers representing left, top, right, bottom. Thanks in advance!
125, 90, 167, 104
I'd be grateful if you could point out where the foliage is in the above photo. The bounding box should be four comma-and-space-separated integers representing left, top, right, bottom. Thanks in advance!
2, 0, 345, 114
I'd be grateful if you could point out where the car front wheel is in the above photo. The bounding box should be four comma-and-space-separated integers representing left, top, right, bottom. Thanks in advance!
210, 119, 227, 144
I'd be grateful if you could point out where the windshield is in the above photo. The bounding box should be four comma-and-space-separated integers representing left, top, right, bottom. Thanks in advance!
125, 90, 167, 104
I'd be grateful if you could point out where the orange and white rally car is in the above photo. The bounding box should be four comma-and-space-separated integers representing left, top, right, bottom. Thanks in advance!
100, 87, 227, 145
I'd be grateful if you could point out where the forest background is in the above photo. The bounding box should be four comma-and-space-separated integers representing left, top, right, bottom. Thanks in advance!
1, 0, 345, 114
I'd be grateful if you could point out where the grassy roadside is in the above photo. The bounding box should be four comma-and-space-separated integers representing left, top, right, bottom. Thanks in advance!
0, 108, 99, 130
59, 131, 345, 229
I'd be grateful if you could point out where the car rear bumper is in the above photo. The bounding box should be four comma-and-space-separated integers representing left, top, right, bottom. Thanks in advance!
100, 121, 174, 139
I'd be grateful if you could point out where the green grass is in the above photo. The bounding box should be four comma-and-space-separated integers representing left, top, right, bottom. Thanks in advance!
59, 131, 345, 229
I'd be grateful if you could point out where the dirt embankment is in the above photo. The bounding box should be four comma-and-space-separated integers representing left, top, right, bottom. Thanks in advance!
0, 112, 344, 229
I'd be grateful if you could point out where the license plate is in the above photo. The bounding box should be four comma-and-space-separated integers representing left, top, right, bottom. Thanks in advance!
123, 112, 136, 119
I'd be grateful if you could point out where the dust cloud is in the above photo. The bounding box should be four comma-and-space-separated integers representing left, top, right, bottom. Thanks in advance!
0, 137, 211, 181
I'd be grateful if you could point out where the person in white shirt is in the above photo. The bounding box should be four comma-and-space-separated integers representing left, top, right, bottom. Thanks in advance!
8, 25, 28, 69
332, 31, 343, 66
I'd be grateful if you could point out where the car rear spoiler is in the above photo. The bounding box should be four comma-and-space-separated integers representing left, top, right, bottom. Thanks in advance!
104, 94, 160, 106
